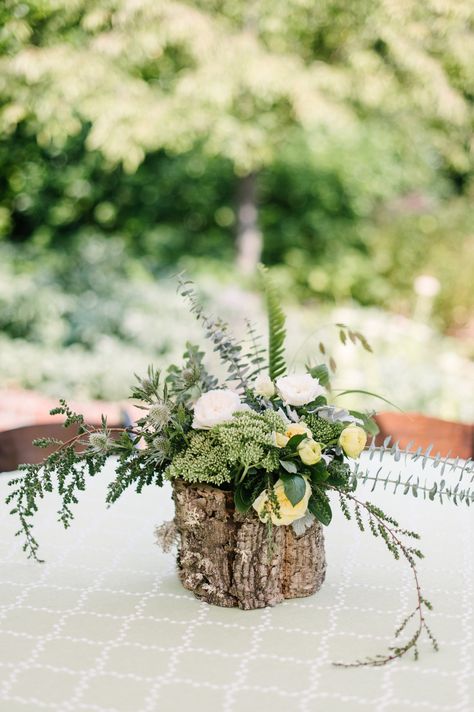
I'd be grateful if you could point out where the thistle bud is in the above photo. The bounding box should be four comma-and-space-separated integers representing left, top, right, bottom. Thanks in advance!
148, 403, 171, 430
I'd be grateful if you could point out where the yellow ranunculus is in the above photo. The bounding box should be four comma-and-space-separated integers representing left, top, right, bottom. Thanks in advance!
339, 425, 367, 459
252, 478, 311, 526
298, 439, 322, 466
285, 422, 312, 440
273, 431, 289, 448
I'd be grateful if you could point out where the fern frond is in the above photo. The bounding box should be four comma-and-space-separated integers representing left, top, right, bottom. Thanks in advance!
259, 265, 286, 380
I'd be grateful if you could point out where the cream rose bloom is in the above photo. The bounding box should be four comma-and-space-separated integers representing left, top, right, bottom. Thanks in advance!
192, 389, 246, 429
253, 478, 311, 526
276, 374, 325, 406
285, 422, 313, 439
273, 432, 289, 448
253, 374, 275, 398
339, 425, 367, 459
298, 439, 322, 466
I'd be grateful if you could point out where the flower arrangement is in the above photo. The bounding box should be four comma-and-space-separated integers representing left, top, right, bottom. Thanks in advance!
7, 268, 474, 667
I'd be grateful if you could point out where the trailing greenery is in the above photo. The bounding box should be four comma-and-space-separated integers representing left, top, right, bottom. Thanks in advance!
259, 264, 287, 381
334, 489, 438, 667
352, 438, 474, 506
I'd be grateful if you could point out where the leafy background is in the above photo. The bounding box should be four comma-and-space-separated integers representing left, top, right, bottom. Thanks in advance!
0, 0, 473, 421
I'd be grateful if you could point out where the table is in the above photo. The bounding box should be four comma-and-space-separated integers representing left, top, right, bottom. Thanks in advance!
0, 455, 472, 711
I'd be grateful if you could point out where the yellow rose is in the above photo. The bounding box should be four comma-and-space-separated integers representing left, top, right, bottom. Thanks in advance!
298, 439, 322, 466
252, 478, 311, 526
339, 425, 367, 459
285, 422, 312, 440
273, 431, 289, 448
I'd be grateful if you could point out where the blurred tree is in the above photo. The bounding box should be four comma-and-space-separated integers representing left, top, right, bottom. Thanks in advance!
0, 0, 473, 272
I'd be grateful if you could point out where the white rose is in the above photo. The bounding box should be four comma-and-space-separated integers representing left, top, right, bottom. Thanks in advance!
192, 389, 247, 429
253, 374, 275, 398
276, 374, 325, 407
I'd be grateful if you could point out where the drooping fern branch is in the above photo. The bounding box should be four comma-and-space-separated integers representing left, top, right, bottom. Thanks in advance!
353, 438, 474, 506
333, 487, 438, 667
259, 264, 286, 380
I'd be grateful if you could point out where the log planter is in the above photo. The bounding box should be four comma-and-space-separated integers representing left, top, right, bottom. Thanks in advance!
172, 479, 327, 610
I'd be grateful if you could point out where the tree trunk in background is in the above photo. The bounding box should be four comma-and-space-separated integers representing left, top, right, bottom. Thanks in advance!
235, 172, 263, 274
172, 479, 327, 610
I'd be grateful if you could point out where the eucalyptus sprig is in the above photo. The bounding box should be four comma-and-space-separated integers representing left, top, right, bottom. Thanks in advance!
354, 438, 474, 506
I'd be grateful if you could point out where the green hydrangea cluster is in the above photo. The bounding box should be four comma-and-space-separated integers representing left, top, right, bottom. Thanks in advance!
304, 414, 345, 444
165, 431, 232, 485
165, 409, 286, 486
216, 410, 285, 472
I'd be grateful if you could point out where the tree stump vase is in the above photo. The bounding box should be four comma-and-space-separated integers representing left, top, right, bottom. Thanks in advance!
172, 480, 327, 610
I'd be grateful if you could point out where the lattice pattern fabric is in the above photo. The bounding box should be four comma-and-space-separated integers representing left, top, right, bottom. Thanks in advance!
0, 456, 472, 712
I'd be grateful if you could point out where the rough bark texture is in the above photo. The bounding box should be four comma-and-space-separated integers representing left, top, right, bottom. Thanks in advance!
172, 480, 327, 610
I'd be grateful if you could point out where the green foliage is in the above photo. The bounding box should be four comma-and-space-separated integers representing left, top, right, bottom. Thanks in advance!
165, 410, 285, 486
308, 487, 332, 526
280, 473, 306, 507
259, 265, 286, 380
6, 402, 110, 561
304, 415, 345, 444
353, 439, 474, 506
334, 489, 438, 667
166, 343, 218, 404
177, 276, 252, 391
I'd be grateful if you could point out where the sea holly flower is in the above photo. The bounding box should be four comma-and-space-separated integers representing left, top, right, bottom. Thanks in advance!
339, 425, 367, 459
88, 432, 112, 453
252, 478, 311, 526
147, 403, 171, 430
297, 439, 322, 466
276, 373, 325, 406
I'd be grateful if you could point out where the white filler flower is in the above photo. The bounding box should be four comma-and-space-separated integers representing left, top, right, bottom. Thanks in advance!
276, 373, 325, 407
253, 373, 275, 398
192, 389, 247, 429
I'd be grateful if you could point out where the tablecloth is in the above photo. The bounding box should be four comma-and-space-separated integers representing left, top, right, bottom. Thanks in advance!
0, 455, 472, 712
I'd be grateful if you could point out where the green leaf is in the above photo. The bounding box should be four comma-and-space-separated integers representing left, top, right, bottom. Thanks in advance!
259, 265, 286, 381
285, 434, 307, 451
234, 485, 253, 513
307, 363, 330, 388
309, 461, 330, 484
281, 473, 307, 506
305, 395, 328, 409
349, 410, 380, 436
308, 487, 332, 525
280, 459, 298, 474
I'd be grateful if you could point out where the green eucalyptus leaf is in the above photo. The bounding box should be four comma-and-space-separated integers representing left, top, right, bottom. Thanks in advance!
280, 473, 307, 506
280, 459, 298, 474
234, 485, 253, 513
307, 364, 330, 388
349, 410, 380, 436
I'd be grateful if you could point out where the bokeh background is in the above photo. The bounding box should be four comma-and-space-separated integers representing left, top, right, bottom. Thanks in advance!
0, 0, 473, 423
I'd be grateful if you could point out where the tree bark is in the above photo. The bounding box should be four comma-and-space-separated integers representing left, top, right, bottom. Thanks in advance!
235, 172, 263, 275
172, 480, 327, 610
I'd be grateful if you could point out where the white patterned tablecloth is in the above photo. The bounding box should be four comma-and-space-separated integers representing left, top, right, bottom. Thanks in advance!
0, 455, 472, 712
